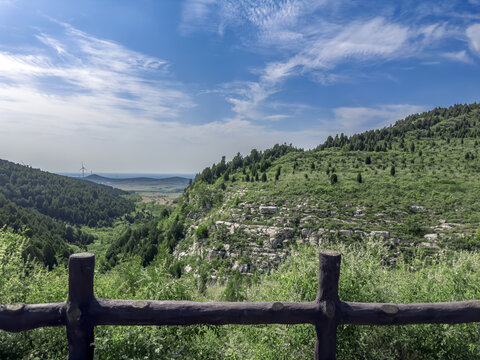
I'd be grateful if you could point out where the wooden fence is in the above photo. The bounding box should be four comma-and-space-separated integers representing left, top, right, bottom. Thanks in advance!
0, 252, 479, 359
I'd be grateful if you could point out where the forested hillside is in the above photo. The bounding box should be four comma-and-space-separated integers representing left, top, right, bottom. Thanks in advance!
104, 103, 480, 279
0, 160, 134, 226
0, 160, 135, 267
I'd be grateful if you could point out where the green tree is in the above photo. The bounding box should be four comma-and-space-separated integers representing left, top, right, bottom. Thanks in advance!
275, 166, 281, 181
330, 173, 338, 185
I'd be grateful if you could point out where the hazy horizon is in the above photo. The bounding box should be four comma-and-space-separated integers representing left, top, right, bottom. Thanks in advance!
57, 171, 196, 179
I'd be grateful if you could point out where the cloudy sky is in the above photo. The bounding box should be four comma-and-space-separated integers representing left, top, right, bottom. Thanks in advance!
0, 0, 479, 173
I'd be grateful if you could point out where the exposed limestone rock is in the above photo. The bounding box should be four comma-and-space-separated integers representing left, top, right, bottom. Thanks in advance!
355, 208, 366, 216
433, 220, 462, 231
338, 229, 354, 237
207, 250, 226, 260
424, 233, 438, 241
419, 242, 440, 249
370, 231, 390, 238
259, 205, 279, 214
301, 228, 313, 238
410, 205, 425, 212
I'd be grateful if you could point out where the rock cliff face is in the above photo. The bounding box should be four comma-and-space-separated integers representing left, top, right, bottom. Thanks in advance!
170, 103, 480, 281
175, 186, 462, 281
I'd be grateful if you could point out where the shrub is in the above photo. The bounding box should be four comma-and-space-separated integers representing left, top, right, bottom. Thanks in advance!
330, 173, 338, 185
195, 225, 209, 239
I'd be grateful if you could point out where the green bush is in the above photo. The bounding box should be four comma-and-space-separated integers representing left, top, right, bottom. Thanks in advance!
195, 224, 209, 239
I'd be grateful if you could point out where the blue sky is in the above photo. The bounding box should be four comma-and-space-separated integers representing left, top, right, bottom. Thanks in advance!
0, 0, 479, 173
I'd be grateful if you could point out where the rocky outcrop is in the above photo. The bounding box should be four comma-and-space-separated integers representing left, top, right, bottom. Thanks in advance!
259, 205, 279, 214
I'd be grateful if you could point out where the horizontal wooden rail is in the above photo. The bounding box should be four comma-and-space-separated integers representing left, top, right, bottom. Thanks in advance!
0, 252, 478, 359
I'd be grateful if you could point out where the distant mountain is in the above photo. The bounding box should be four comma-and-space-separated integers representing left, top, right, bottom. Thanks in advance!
84, 174, 190, 193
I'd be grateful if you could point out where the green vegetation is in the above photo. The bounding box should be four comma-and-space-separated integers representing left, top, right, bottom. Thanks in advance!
0, 159, 135, 267
0, 160, 134, 226
2, 102, 480, 357
0, 230, 478, 359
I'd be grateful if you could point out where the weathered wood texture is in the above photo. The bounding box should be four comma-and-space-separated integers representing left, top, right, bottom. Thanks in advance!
339, 300, 480, 325
0, 251, 478, 360
315, 251, 341, 360
0, 302, 65, 332
91, 299, 324, 325
66, 253, 95, 360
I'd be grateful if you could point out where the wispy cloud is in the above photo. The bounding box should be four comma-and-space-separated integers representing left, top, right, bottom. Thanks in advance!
442, 50, 473, 63
330, 104, 427, 135
223, 17, 423, 121
0, 22, 192, 123
180, 0, 219, 34
0, 20, 328, 172
466, 23, 480, 55
182, 1, 459, 122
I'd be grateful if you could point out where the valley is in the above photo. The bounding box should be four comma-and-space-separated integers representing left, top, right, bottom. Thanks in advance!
0, 102, 479, 359
84, 174, 191, 205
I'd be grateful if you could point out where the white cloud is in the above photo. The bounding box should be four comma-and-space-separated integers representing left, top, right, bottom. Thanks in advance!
181, 1, 457, 124
180, 0, 219, 34
225, 17, 414, 121
0, 23, 193, 121
331, 104, 427, 135
0, 91, 327, 172
442, 50, 473, 63
35, 34, 67, 55
299, 17, 410, 70
466, 23, 480, 55
0, 21, 330, 172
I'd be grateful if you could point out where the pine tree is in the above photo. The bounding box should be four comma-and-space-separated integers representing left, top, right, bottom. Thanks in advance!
330, 173, 338, 185
357, 173, 362, 183
390, 165, 396, 176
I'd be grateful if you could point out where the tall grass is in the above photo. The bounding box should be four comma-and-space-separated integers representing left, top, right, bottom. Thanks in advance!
0, 231, 478, 359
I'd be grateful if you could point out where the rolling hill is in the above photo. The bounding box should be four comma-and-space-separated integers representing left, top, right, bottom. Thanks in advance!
0, 160, 135, 267
103, 102, 480, 278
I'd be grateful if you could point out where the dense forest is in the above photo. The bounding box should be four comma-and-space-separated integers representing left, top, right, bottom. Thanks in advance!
0, 160, 135, 267
0, 160, 134, 226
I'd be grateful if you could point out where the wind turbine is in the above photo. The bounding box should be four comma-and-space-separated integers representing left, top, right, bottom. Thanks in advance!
80, 162, 87, 178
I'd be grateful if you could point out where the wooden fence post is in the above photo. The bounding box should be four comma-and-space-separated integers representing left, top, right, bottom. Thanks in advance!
66, 253, 95, 360
315, 251, 341, 360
